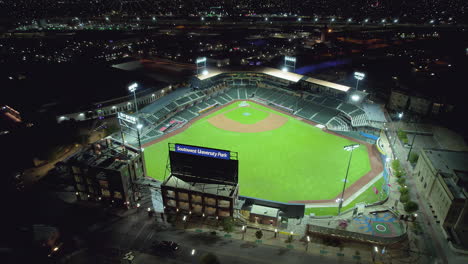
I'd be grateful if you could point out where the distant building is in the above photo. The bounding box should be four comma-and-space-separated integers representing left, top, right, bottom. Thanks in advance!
413, 149, 468, 250
207, 57, 230, 68
387, 90, 454, 117
65, 138, 145, 207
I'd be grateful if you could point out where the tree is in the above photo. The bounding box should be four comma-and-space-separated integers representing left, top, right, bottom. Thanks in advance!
409, 152, 419, 164
200, 253, 220, 264
398, 129, 408, 143
399, 193, 410, 203
399, 187, 409, 195
255, 230, 263, 240
397, 177, 406, 186
404, 201, 419, 213
395, 170, 405, 178
221, 216, 234, 233
391, 160, 401, 171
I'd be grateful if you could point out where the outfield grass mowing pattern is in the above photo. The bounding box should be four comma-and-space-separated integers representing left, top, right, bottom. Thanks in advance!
145, 101, 371, 203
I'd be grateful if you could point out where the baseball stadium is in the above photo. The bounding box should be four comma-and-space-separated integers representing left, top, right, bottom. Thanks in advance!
115, 66, 389, 216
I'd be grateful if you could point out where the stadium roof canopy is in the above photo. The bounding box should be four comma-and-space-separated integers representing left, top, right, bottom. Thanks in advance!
305, 77, 351, 92
259, 67, 303, 82
197, 68, 224, 80
196, 66, 351, 92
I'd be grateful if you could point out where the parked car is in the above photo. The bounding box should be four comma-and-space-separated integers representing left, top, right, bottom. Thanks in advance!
152, 241, 179, 256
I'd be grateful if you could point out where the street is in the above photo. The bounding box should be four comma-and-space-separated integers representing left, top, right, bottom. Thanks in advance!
74, 210, 369, 264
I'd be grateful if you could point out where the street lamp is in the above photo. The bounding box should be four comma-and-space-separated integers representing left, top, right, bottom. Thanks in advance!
354, 72, 365, 90
392, 112, 404, 146
338, 144, 360, 214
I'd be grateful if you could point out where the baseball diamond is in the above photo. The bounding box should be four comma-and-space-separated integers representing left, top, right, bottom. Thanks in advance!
143, 100, 382, 203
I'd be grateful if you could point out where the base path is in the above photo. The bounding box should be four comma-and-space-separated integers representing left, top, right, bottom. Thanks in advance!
207, 105, 288, 133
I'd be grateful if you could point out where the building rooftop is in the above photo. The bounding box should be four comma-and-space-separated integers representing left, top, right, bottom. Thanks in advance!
250, 205, 279, 218
424, 149, 468, 175
67, 138, 139, 171
163, 174, 237, 198
424, 149, 468, 198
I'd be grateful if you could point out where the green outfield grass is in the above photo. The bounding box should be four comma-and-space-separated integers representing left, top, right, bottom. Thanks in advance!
224, 105, 269, 124
304, 177, 387, 216
145, 101, 371, 203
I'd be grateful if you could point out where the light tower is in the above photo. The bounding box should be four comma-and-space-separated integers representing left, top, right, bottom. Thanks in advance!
283, 56, 296, 72
128, 82, 139, 115
196, 57, 208, 75
354, 72, 365, 91
338, 144, 360, 214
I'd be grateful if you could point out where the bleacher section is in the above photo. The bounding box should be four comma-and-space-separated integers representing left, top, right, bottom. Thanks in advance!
131, 85, 374, 146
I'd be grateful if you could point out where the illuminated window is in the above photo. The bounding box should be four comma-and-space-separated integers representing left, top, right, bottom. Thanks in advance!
102, 189, 111, 197
114, 191, 122, 199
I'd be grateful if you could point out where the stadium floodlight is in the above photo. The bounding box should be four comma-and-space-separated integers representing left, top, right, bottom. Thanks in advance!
285, 56, 296, 62
351, 94, 360, 102
354, 72, 365, 90
354, 72, 365, 80
196, 57, 206, 63
128, 82, 138, 92
338, 144, 360, 214
344, 144, 360, 151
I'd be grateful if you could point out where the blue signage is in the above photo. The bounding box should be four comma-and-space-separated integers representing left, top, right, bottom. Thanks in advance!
175, 144, 230, 160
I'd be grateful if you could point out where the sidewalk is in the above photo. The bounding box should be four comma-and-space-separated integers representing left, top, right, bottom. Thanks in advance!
384, 121, 447, 264
181, 221, 375, 264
